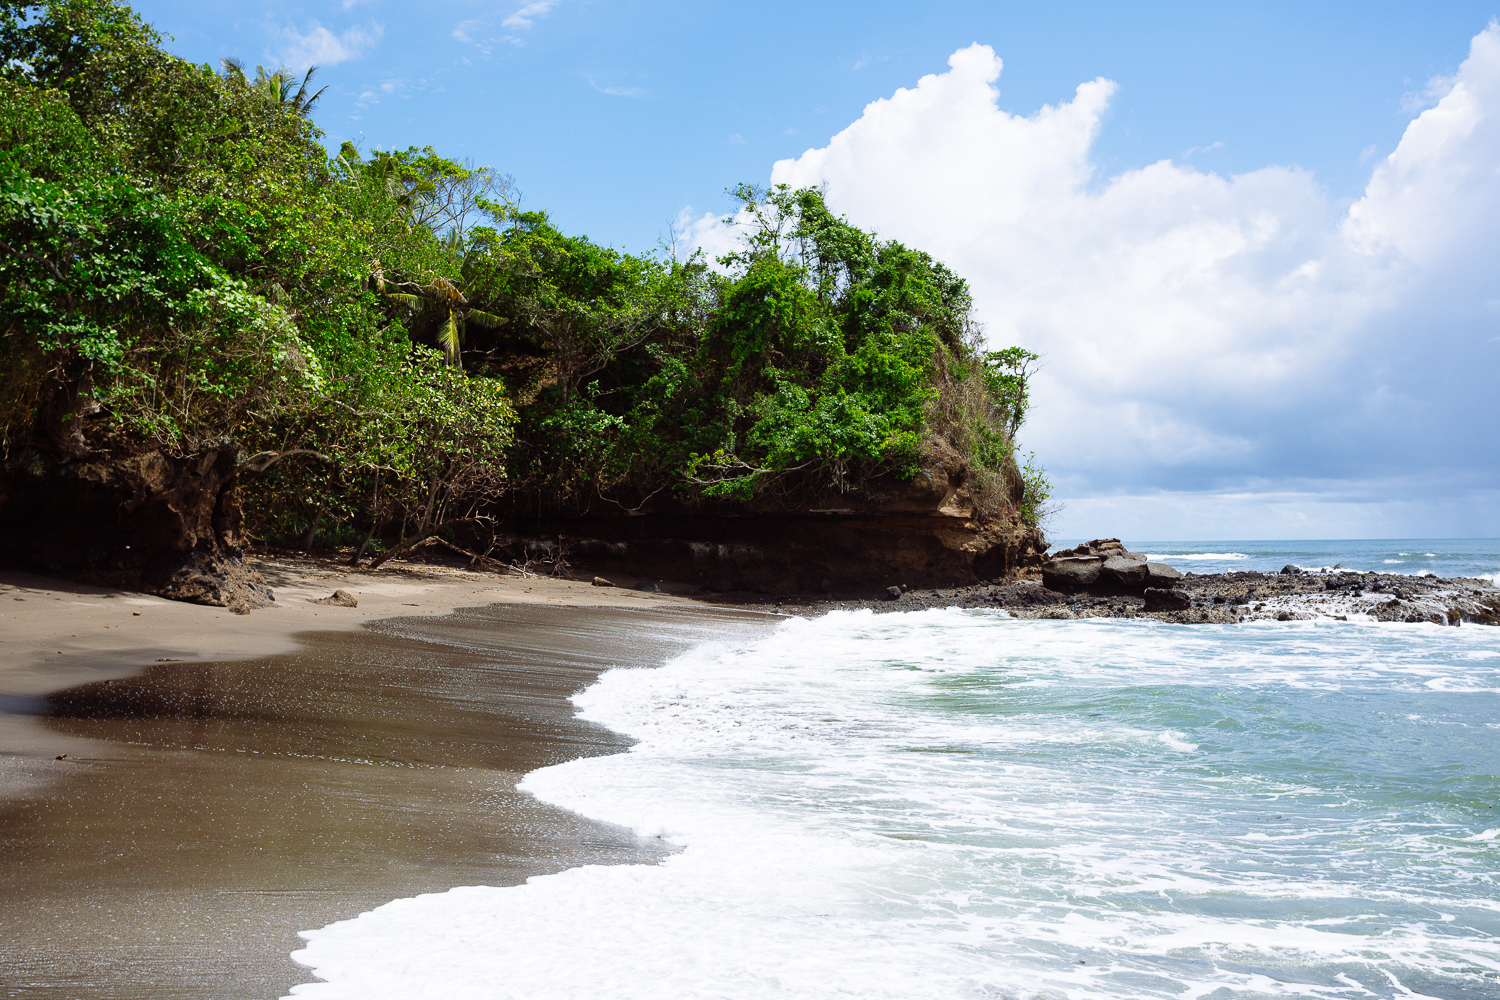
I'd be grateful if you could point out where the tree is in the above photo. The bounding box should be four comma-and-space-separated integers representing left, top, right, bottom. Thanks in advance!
379, 274, 507, 368
348, 143, 517, 244
981, 346, 1041, 440
220, 59, 326, 116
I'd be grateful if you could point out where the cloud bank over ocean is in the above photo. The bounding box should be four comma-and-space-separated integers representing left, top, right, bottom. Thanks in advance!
686, 28, 1500, 539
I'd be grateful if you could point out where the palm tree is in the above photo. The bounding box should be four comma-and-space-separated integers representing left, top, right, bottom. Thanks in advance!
380, 274, 506, 368
221, 59, 327, 116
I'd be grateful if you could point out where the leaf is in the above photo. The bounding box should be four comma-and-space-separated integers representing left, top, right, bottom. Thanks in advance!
438, 308, 461, 366
466, 309, 507, 328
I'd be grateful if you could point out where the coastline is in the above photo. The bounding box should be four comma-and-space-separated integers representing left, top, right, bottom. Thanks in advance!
0, 556, 704, 796
3, 549, 1495, 997
0, 559, 777, 997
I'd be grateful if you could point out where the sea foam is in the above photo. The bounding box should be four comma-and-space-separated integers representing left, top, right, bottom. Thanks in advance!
291, 609, 1500, 1000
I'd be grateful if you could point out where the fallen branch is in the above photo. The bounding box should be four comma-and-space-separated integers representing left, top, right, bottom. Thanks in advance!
429, 535, 501, 570
367, 516, 484, 570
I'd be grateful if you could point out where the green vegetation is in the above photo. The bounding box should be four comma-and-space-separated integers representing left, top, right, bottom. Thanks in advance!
0, 0, 1051, 558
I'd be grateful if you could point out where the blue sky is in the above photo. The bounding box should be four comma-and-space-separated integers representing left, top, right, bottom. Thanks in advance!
133, 1, 1500, 540
136, 1, 1494, 246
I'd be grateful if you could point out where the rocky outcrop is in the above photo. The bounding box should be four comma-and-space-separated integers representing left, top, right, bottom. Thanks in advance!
0, 429, 273, 612
1042, 538, 1184, 597
499, 444, 1046, 593
1, 414, 1043, 602
501, 510, 1047, 593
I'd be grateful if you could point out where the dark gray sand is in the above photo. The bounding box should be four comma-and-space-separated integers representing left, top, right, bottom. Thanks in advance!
0, 603, 776, 999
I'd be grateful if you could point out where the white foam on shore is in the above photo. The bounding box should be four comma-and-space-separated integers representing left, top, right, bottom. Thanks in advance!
289, 611, 1500, 1000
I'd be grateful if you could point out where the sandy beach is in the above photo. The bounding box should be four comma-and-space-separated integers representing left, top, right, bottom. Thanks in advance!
0, 558, 779, 998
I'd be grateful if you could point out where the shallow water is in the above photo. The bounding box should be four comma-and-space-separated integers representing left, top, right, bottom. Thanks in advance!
294, 610, 1500, 1000
0, 604, 768, 999
1056, 537, 1500, 581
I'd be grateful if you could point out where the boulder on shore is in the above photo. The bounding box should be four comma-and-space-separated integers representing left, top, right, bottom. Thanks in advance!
1041, 538, 1184, 596
1042, 555, 1103, 592
1101, 555, 1149, 589
1146, 562, 1184, 588
1144, 587, 1190, 612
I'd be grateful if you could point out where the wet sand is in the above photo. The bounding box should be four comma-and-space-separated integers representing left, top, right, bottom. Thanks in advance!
0, 594, 777, 998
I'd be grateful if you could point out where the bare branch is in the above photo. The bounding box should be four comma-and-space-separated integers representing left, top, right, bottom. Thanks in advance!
237, 448, 333, 473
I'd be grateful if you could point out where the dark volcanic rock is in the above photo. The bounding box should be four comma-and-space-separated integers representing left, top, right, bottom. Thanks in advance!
1144, 587, 1191, 612
1100, 556, 1149, 589
503, 510, 1047, 594
1042, 556, 1103, 592
1146, 562, 1184, 588
1041, 539, 1178, 598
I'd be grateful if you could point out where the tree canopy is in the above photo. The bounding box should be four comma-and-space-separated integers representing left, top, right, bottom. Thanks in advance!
0, 0, 1050, 559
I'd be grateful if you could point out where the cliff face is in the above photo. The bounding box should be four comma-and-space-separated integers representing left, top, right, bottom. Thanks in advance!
0, 420, 1044, 602
0, 424, 273, 611
511, 511, 1045, 593
508, 446, 1048, 593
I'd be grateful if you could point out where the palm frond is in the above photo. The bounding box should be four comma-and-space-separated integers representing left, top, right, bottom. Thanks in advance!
466, 309, 507, 329
428, 275, 465, 304
291, 66, 327, 115
383, 293, 423, 310
220, 57, 246, 80
438, 309, 462, 366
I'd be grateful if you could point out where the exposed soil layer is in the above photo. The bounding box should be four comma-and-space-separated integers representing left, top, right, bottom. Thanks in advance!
1, 426, 1045, 611
499, 510, 1047, 595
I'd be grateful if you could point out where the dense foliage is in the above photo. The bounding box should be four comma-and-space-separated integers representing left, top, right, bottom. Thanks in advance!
0, 0, 1049, 556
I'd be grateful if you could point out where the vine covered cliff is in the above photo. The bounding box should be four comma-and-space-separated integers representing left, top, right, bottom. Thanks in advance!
0, 0, 1051, 603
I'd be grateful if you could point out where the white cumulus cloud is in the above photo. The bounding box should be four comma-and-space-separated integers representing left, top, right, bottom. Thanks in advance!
686, 31, 1500, 538
503, 1, 560, 30
272, 20, 383, 69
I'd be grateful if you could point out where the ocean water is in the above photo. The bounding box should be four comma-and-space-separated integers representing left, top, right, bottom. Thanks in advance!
290, 608, 1500, 1000
1049, 538, 1500, 583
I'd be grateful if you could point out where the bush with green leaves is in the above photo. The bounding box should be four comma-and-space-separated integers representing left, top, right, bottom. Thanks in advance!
0, 0, 1052, 553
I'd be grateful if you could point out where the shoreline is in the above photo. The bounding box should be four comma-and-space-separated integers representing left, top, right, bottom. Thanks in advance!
0, 556, 708, 797
0, 559, 776, 997
756, 569, 1500, 625
2, 553, 1494, 996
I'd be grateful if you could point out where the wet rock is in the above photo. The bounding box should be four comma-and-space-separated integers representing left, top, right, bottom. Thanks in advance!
634, 580, 660, 592
312, 589, 358, 607
885, 585, 903, 600
1144, 587, 1190, 612
1280, 565, 1301, 575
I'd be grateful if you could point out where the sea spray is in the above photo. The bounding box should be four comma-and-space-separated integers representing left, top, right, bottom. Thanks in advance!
292, 610, 1500, 1000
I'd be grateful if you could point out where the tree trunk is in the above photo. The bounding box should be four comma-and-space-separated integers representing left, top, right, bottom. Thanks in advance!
351, 519, 379, 565
299, 509, 324, 551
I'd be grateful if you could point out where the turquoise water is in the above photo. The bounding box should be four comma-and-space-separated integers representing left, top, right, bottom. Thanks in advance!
1050, 538, 1500, 581
294, 609, 1500, 999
